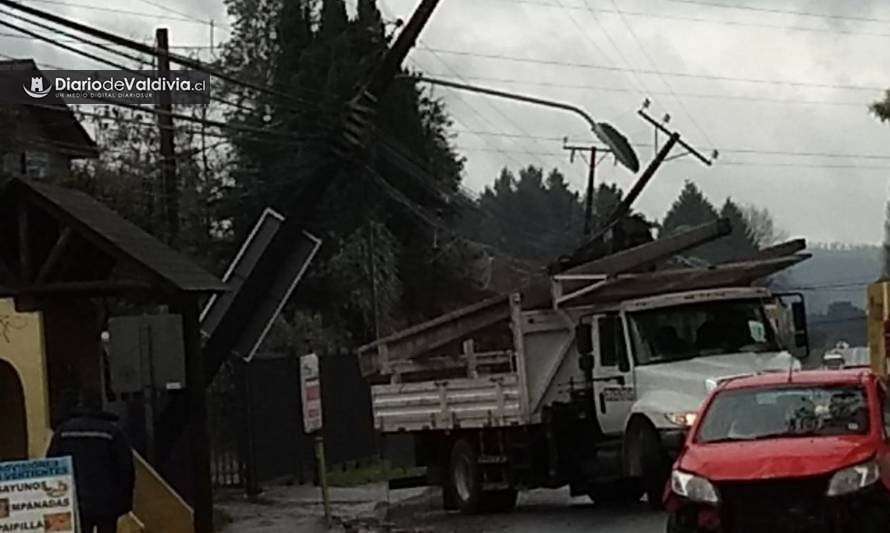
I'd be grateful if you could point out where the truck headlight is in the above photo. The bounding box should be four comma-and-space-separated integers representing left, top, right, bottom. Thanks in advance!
671, 470, 719, 504
666, 411, 697, 427
826, 460, 880, 496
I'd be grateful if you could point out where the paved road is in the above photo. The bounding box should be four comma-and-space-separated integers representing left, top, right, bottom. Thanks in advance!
389, 488, 666, 533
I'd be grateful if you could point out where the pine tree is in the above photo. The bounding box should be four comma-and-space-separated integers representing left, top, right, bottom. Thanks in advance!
661, 181, 719, 234
715, 198, 759, 262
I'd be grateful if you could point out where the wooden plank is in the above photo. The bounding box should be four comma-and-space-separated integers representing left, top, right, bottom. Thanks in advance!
35, 227, 73, 283
721, 239, 807, 264
566, 219, 731, 277
358, 296, 511, 375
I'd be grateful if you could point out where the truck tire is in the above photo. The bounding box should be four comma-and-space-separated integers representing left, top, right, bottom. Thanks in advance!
484, 490, 518, 512
639, 424, 671, 510
448, 439, 484, 514
588, 479, 643, 505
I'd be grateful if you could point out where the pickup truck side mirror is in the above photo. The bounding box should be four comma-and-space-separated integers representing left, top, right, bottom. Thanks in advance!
576, 323, 593, 355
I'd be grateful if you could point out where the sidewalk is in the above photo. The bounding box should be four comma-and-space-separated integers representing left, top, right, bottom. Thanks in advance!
216, 482, 430, 533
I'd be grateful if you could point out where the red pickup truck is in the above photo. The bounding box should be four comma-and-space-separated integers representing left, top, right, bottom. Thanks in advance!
664, 369, 890, 533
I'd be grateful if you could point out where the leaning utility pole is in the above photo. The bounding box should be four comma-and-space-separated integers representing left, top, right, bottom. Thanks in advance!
549, 101, 716, 274
152, 0, 444, 498
155, 28, 178, 244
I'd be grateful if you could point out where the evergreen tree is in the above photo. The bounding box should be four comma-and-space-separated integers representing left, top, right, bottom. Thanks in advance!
217, 0, 468, 345
661, 181, 719, 234
715, 199, 759, 262
469, 167, 640, 265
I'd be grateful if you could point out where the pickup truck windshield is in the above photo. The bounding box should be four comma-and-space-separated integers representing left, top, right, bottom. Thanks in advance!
696, 385, 869, 443
629, 299, 779, 365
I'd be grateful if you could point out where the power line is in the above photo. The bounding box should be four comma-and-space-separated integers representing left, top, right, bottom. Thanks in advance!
479, 0, 890, 39
0, 0, 322, 113
663, 0, 890, 27
456, 145, 890, 170
24, 0, 225, 28
417, 72, 871, 109
556, 0, 650, 98
419, 48, 888, 92
605, 0, 717, 149
455, 128, 890, 160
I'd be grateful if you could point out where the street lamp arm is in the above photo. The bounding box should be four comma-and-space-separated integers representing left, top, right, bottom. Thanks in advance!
407, 74, 639, 172
411, 74, 598, 130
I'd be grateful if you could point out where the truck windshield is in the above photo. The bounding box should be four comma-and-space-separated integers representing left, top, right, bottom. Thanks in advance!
696, 385, 869, 443
629, 299, 779, 365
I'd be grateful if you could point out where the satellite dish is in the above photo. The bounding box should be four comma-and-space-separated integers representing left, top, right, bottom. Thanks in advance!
592, 121, 640, 173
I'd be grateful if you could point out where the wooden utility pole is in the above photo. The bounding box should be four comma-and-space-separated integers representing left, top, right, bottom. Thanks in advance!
563, 141, 610, 237
156, 28, 178, 244
174, 295, 213, 533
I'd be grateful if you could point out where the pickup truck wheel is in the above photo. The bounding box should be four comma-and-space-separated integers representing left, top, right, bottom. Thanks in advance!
449, 439, 483, 514
639, 425, 671, 510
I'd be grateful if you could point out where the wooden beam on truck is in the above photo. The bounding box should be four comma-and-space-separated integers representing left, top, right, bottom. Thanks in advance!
357, 294, 511, 376
730, 238, 807, 263
576, 254, 811, 304
565, 218, 732, 277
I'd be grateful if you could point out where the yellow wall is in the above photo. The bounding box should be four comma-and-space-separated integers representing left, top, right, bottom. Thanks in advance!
0, 298, 194, 533
0, 298, 51, 458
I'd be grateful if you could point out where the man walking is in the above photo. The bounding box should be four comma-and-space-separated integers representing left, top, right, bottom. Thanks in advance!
47, 390, 135, 533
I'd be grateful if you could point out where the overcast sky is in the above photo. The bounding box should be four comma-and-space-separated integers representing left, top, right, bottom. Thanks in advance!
4, 0, 890, 244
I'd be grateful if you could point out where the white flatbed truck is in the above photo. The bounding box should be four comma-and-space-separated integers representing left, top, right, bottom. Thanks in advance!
358, 224, 812, 513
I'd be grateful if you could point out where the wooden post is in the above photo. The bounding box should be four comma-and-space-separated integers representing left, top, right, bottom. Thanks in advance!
156, 28, 179, 244
464, 339, 477, 378
175, 296, 213, 533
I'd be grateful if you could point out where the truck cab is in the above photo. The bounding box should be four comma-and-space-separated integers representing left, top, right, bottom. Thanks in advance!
576, 287, 810, 504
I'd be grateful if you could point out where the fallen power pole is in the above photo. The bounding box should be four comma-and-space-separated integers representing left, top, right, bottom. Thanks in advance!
152, 0, 445, 483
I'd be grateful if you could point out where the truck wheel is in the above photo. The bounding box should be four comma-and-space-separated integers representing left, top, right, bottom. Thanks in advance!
483, 490, 518, 512
639, 424, 671, 510
448, 439, 483, 514
588, 479, 643, 505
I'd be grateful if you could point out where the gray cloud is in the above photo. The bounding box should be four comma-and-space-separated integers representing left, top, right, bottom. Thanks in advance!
2, 0, 889, 244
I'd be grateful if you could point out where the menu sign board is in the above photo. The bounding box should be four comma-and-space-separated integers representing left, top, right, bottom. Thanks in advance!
0, 458, 79, 532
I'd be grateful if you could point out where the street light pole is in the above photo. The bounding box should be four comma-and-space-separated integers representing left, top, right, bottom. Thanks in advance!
408, 74, 640, 174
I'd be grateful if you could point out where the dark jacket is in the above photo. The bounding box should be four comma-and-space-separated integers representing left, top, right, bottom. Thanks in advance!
46, 410, 135, 518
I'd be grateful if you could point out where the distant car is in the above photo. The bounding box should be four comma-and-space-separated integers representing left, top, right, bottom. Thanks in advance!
664, 369, 890, 533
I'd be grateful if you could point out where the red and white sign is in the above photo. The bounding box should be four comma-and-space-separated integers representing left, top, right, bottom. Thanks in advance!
300, 353, 323, 434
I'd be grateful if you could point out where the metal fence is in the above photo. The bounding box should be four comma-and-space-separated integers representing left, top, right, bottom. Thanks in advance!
206, 351, 379, 491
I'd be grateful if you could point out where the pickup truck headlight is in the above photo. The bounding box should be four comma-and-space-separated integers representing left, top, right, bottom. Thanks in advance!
826, 460, 880, 496
666, 411, 698, 427
671, 470, 719, 504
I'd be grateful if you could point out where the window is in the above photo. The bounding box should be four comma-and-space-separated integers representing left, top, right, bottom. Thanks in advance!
598, 314, 627, 368
696, 385, 869, 443
628, 299, 779, 365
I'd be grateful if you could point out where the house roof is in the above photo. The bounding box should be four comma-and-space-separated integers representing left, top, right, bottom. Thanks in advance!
0, 177, 226, 295
0, 59, 99, 159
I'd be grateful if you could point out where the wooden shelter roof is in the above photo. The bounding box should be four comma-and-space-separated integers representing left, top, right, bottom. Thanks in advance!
0, 176, 225, 297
